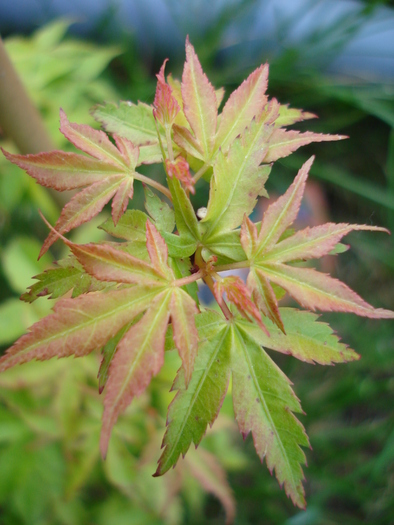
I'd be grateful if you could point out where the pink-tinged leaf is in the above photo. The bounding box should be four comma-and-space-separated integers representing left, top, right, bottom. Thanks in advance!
215, 64, 269, 153
170, 288, 199, 386
1, 149, 125, 191
0, 285, 161, 373
231, 325, 309, 508
185, 448, 236, 525
40, 175, 125, 257
265, 129, 346, 163
202, 119, 273, 239
256, 157, 314, 257
113, 135, 140, 169
68, 242, 167, 285
153, 59, 180, 127
165, 156, 195, 194
214, 276, 268, 334
182, 37, 217, 158
111, 177, 134, 225
100, 290, 172, 458
155, 317, 231, 476
262, 223, 390, 264
59, 109, 126, 167
173, 124, 204, 161
146, 220, 174, 280
247, 268, 285, 333
240, 215, 258, 259
259, 263, 394, 318
238, 308, 360, 365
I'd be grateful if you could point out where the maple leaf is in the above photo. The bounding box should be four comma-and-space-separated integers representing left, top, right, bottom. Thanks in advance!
181, 37, 217, 161
165, 155, 195, 194
241, 156, 394, 325
153, 59, 180, 127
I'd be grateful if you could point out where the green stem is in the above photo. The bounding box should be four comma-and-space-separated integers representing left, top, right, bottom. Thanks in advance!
134, 173, 172, 201
214, 260, 250, 272
193, 163, 210, 183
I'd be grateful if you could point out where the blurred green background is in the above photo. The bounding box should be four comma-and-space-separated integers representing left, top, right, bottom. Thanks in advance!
0, 1, 393, 523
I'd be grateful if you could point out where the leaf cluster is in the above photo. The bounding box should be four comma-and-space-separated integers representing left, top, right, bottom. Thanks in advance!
1, 37, 393, 513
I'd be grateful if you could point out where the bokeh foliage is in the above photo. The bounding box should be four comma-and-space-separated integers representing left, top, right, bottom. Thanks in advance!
0, 2, 393, 522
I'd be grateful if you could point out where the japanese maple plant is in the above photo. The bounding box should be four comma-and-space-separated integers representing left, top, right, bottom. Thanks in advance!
1, 37, 393, 511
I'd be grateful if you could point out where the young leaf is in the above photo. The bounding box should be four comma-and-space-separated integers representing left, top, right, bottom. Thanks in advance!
100, 290, 172, 457
231, 324, 309, 508
153, 59, 180, 127
0, 285, 163, 372
167, 177, 200, 247
274, 105, 316, 128
156, 317, 231, 476
99, 209, 148, 241
254, 157, 314, 257
247, 268, 285, 333
215, 63, 269, 154
201, 119, 273, 240
98, 322, 132, 394
237, 308, 359, 365
182, 37, 217, 160
265, 129, 346, 163
145, 220, 174, 280
169, 288, 199, 386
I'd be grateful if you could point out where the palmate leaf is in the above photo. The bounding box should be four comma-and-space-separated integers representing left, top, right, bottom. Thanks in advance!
242, 157, 394, 324
3, 111, 142, 257
0, 285, 163, 372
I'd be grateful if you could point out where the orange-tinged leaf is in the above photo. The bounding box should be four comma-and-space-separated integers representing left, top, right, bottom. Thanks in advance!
40, 175, 126, 257
170, 288, 199, 386
256, 157, 314, 257
111, 177, 134, 225
1, 148, 124, 191
265, 129, 346, 163
214, 276, 268, 334
247, 268, 285, 333
182, 37, 217, 158
261, 223, 389, 264
113, 135, 140, 169
146, 220, 174, 279
165, 156, 195, 194
68, 242, 167, 285
240, 215, 258, 259
215, 63, 269, 153
173, 124, 204, 161
153, 59, 180, 127
100, 290, 172, 457
0, 285, 161, 373
260, 263, 394, 318
59, 108, 126, 167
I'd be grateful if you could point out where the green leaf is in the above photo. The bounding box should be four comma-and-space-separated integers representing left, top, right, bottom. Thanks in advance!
144, 186, 175, 233
21, 258, 104, 303
202, 119, 273, 240
155, 316, 231, 476
167, 177, 200, 241
238, 307, 360, 365
231, 324, 309, 508
161, 231, 197, 258
99, 209, 148, 241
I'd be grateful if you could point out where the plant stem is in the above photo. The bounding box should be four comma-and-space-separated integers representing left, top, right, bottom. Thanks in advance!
214, 260, 250, 272
173, 270, 204, 287
193, 163, 209, 183
135, 173, 172, 201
